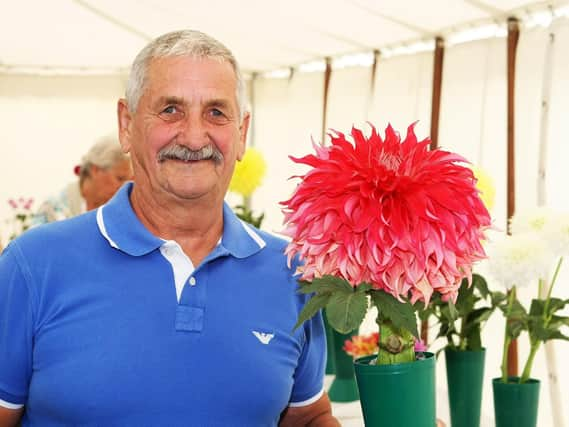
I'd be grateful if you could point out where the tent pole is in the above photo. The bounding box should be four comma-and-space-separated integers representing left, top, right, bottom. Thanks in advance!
321, 58, 332, 145
506, 16, 519, 378
365, 50, 381, 120
536, 21, 565, 427
421, 36, 445, 346
429, 37, 444, 152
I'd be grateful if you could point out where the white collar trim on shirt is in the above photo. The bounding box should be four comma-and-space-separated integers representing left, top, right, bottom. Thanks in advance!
96, 206, 119, 249
239, 220, 266, 250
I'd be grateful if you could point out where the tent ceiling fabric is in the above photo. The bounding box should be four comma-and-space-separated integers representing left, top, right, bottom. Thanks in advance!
0, 0, 565, 73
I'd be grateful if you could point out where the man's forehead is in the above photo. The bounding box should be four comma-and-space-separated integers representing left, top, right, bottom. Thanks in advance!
147, 55, 236, 80
135, 57, 238, 110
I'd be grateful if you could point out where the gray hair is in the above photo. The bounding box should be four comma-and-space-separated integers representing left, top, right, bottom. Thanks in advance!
79, 136, 129, 184
125, 30, 247, 119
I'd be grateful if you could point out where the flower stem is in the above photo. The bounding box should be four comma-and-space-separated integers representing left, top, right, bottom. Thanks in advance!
520, 340, 540, 383
501, 286, 516, 383
376, 319, 415, 365
543, 257, 563, 319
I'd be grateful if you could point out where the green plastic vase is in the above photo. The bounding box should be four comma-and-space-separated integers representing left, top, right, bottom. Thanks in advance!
354, 352, 436, 427
327, 329, 359, 402
492, 377, 540, 427
445, 348, 485, 427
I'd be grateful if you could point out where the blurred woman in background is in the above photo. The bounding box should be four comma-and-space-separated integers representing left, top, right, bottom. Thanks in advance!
34, 136, 132, 224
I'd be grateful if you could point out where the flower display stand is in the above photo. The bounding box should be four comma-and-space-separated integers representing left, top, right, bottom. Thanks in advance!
327, 329, 359, 402
445, 348, 485, 427
354, 353, 436, 427
492, 377, 540, 427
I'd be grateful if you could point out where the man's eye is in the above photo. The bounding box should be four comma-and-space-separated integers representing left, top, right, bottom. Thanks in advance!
158, 106, 184, 121
208, 108, 229, 123
163, 106, 178, 114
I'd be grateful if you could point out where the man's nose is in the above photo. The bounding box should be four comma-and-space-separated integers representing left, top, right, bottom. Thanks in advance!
177, 113, 211, 149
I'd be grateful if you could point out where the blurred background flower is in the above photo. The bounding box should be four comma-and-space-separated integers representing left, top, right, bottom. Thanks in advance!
343, 332, 379, 358
471, 166, 495, 212
4, 197, 35, 244
229, 147, 267, 197
229, 147, 267, 228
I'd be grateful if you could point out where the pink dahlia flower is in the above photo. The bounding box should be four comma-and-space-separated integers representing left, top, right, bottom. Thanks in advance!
281, 123, 491, 304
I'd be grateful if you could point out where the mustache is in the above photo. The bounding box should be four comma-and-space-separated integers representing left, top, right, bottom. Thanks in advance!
157, 144, 224, 164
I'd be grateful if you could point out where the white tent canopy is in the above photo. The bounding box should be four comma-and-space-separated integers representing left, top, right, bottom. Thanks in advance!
1, 0, 568, 74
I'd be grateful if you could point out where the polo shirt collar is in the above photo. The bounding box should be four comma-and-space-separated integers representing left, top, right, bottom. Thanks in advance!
96, 182, 266, 258
219, 202, 266, 258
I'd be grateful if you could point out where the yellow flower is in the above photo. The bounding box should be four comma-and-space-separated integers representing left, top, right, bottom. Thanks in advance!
229, 148, 267, 197
471, 166, 495, 211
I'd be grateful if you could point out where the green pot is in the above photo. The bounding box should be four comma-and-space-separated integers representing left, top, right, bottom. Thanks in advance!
492, 377, 540, 427
354, 352, 436, 427
445, 348, 485, 427
327, 329, 359, 402
323, 310, 336, 375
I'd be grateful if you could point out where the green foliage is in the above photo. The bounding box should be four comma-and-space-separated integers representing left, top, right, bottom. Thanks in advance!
371, 290, 419, 339
421, 274, 499, 351
526, 298, 569, 343
233, 204, 264, 228
493, 265, 569, 383
494, 289, 528, 341
294, 277, 421, 365
292, 293, 331, 332
293, 275, 368, 334
326, 291, 368, 334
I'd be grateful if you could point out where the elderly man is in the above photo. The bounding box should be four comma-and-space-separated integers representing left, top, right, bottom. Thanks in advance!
0, 30, 337, 426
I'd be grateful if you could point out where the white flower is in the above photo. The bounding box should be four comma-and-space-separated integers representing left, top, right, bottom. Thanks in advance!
542, 211, 569, 257
487, 232, 552, 289
509, 207, 555, 234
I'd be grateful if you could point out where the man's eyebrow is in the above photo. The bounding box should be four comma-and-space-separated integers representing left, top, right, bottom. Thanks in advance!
154, 96, 185, 107
205, 99, 231, 109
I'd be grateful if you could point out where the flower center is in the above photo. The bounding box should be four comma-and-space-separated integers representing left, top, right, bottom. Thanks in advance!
378, 151, 401, 171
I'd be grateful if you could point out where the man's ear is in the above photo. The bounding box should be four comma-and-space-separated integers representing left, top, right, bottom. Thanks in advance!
117, 99, 133, 154
237, 112, 251, 161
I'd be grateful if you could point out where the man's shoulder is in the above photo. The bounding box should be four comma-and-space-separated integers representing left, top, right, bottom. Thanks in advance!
16, 210, 98, 251
254, 227, 288, 250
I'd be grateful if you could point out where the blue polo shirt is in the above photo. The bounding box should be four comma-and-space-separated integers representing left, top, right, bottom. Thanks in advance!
0, 183, 325, 426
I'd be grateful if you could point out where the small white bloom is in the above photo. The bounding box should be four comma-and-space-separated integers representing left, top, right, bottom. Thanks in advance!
509, 207, 555, 234
487, 232, 552, 289
543, 211, 569, 257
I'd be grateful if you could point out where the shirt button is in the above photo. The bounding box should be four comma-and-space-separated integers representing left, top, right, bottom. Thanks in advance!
189, 277, 197, 286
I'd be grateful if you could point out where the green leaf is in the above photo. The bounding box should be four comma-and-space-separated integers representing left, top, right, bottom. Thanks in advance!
500, 298, 527, 317
296, 276, 353, 295
531, 322, 569, 342
507, 319, 527, 340
472, 274, 490, 298
549, 315, 569, 329
529, 299, 545, 316
456, 278, 474, 314
546, 298, 569, 314
467, 307, 493, 325
465, 323, 482, 351
370, 290, 419, 338
356, 282, 373, 293
447, 301, 459, 321
325, 290, 368, 333
492, 291, 508, 307
292, 293, 330, 332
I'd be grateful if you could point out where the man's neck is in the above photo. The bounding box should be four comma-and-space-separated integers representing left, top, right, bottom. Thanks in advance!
129, 186, 224, 267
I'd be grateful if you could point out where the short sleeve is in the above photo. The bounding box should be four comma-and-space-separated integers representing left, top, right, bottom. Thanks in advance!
288, 307, 326, 406
0, 242, 35, 405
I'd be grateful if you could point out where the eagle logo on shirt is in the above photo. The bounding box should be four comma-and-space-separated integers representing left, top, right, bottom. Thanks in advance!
252, 331, 274, 344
